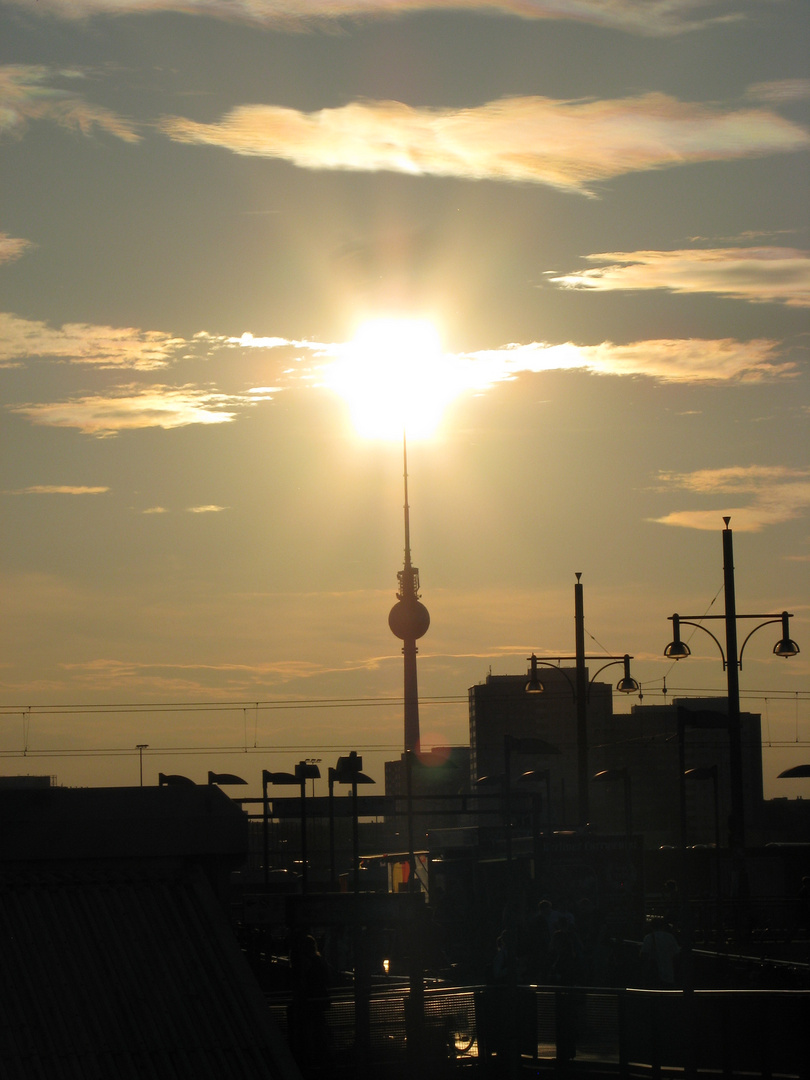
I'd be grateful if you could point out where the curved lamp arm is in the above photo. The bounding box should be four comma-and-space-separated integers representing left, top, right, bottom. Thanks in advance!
526, 653, 638, 698
665, 614, 727, 669
525, 655, 575, 697
590, 655, 639, 695
738, 618, 781, 667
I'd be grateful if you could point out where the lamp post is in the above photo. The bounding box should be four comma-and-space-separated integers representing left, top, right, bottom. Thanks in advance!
526, 574, 638, 826
665, 518, 799, 852
294, 760, 321, 892
328, 752, 375, 892
136, 744, 148, 787
262, 768, 298, 887
592, 768, 632, 839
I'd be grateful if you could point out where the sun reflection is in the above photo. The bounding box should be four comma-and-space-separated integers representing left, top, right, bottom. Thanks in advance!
324, 317, 459, 440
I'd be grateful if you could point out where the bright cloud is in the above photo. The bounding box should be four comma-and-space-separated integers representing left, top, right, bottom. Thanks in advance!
9, 385, 246, 436
4, 485, 109, 495
4, 0, 752, 36
0, 65, 139, 142
160, 93, 808, 194
456, 338, 792, 385
654, 466, 810, 531
552, 247, 810, 306
0, 313, 191, 369
186, 504, 227, 513
0, 234, 33, 265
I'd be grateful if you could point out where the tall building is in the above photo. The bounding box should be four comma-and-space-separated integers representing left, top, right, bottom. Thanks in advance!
387, 435, 430, 754
469, 667, 614, 827
590, 698, 764, 849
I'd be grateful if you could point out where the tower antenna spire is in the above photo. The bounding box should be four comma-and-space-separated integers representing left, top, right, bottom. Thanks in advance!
388, 429, 430, 753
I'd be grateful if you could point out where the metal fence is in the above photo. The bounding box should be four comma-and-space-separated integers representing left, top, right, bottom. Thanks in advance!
268, 983, 810, 1078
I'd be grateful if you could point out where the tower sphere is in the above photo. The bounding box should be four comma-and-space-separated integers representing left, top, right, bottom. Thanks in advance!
388, 597, 430, 641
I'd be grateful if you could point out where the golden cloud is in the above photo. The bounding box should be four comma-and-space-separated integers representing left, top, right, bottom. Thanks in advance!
0, 313, 189, 369
653, 466, 810, 532
552, 247, 810, 306
5, 0, 749, 36
460, 338, 792, 385
5, 485, 109, 495
0, 234, 33, 265
160, 93, 809, 194
0, 65, 139, 142
9, 384, 244, 436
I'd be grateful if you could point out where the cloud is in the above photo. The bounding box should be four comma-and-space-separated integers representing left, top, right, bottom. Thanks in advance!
653, 466, 810, 531
160, 93, 808, 194
0, 234, 33, 265
0, 313, 193, 369
0, 65, 139, 142
4, 0, 753, 36
8, 384, 247, 436
552, 247, 810, 306
746, 79, 810, 104
186, 504, 227, 513
4, 485, 109, 495
459, 338, 793, 385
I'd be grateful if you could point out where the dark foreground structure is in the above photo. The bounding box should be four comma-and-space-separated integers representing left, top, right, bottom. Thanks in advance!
0, 785, 300, 1080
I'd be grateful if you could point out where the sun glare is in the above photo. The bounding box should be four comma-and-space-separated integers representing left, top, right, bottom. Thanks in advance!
325, 317, 458, 440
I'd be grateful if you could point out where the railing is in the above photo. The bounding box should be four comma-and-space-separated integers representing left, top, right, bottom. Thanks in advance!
268, 982, 810, 1078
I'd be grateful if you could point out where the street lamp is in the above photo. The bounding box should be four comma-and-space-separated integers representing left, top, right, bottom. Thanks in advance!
592, 768, 632, 838
778, 764, 810, 778
328, 751, 375, 893
294, 760, 321, 892
158, 772, 195, 786
262, 768, 298, 887
207, 771, 247, 786
525, 573, 639, 826
136, 744, 148, 787
664, 518, 799, 852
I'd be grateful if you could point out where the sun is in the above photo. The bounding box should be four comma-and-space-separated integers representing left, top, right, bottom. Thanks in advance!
324, 317, 457, 440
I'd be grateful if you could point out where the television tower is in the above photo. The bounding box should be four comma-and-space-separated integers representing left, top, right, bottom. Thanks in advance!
388, 434, 430, 754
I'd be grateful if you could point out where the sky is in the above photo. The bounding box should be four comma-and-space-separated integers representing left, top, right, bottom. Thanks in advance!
1, 0, 808, 804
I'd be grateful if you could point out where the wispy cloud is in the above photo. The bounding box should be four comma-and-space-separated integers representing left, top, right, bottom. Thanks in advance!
160, 93, 808, 195
0, 234, 33, 265
552, 247, 810, 306
9, 385, 248, 437
186, 504, 227, 513
456, 338, 793, 385
653, 466, 810, 531
0, 313, 192, 369
746, 79, 810, 104
6, 0, 753, 37
4, 485, 109, 495
0, 65, 139, 142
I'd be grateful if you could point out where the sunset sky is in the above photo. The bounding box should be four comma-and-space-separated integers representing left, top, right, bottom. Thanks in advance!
1, 0, 808, 802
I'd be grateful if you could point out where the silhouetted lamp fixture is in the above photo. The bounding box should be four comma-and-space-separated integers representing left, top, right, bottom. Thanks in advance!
777, 764, 810, 779
329, 751, 374, 893
261, 768, 298, 887
664, 518, 800, 853
158, 772, 195, 786
773, 612, 800, 659
526, 652, 638, 695
663, 614, 691, 660
592, 767, 632, 837
207, 771, 247, 786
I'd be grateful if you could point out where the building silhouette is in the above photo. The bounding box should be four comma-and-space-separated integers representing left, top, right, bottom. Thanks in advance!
469, 666, 613, 827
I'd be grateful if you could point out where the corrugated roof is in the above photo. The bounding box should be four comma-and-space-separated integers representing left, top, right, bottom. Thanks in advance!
0, 790, 301, 1080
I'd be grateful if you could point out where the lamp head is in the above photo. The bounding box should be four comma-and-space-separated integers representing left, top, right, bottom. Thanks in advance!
664, 614, 691, 660
615, 654, 640, 694
774, 611, 800, 658
525, 654, 544, 694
